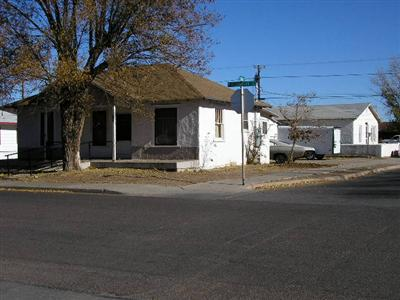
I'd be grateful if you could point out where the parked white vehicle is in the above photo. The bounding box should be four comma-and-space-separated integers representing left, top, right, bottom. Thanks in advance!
278, 126, 341, 159
270, 139, 315, 164
382, 135, 400, 144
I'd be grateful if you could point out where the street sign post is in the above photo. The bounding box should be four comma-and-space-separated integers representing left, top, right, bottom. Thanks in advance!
228, 78, 256, 186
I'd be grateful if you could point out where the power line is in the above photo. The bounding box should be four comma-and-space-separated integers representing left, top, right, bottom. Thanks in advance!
220, 71, 394, 82
260, 72, 394, 79
212, 56, 399, 70
262, 90, 382, 98
261, 94, 382, 100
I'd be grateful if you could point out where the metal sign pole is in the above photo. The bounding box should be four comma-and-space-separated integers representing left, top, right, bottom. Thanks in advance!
241, 85, 245, 186
227, 77, 255, 186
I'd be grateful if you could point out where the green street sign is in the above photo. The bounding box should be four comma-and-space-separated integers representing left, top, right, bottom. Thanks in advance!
228, 80, 256, 87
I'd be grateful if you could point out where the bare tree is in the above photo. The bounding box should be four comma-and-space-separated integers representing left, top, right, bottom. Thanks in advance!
279, 94, 314, 163
373, 58, 400, 130
0, 0, 219, 170
246, 124, 265, 164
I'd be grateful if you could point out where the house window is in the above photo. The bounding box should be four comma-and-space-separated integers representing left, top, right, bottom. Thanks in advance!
358, 125, 363, 143
40, 111, 54, 146
371, 125, 377, 143
244, 112, 248, 130
262, 121, 268, 134
215, 109, 224, 139
155, 108, 177, 145
92, 111, 107, 146
116, 114, 131, 141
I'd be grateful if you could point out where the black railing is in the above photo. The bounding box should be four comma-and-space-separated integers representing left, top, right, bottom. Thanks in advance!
4, 140, 114, 176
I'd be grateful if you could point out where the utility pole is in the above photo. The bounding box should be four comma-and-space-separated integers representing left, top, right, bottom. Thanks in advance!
254, 65, 265, 100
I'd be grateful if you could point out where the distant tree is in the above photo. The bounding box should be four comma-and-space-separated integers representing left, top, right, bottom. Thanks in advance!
280, 94, 315, 163
0, 0, 219, 170
373, 58, 400, 130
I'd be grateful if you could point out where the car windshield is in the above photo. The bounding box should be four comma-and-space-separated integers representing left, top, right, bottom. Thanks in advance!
270, 140, 291, 146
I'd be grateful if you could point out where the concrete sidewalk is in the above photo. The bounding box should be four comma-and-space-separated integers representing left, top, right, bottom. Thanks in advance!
0, 158, 399, 199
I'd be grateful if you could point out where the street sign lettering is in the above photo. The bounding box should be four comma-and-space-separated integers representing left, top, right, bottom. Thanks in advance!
228, 80, 256, 87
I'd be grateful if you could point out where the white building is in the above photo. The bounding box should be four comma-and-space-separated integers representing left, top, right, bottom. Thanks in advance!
12, 64, 274, 169
270, 103, 381, 145
0, 110, 18, 159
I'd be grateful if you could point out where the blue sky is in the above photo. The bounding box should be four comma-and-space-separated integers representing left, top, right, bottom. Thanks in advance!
206, 0, 400, 120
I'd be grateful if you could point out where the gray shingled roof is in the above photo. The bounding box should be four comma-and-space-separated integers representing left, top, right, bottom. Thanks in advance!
270, 103, 380, 122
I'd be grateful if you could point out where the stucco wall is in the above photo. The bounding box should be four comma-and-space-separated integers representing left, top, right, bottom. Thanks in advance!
341, 143, 399, 157
301, 119, 353, 144
352, 108, 379, 145
198, 106, 241, 169
131, 102, 199, 159
0, 125, 18, 159
198, 107, 270, 169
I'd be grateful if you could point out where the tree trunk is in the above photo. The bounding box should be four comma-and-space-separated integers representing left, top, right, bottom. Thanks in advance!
288, 140, 296, 163
61, 101, 86, 171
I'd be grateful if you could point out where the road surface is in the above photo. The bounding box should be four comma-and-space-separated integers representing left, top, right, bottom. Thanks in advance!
1, 170, 399, 299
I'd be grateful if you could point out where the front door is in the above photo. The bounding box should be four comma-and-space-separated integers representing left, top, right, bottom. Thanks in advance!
92, 111, 107, 146
116, 113, 132, 158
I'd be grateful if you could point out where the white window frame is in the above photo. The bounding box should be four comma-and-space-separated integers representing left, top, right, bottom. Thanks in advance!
358, 125, 363, 143
243, 112, 249, 130
262, 121, 268, 135
215, 108, 224, 140
371, 125, 377, 143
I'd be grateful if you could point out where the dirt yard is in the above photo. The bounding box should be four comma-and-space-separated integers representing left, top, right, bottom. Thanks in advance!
2, 161, 335, 186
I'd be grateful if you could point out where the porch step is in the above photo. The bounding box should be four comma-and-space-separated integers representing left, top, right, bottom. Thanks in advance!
90, 159, 199, 172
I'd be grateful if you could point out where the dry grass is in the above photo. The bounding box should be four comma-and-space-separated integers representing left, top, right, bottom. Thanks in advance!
1, 162, 334, 186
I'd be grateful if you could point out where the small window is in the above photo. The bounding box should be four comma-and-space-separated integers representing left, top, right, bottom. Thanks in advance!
244, 113, 248, 130
262, 121, 268, 134
215, 109, 224, 139
116, 114, 131, 141
358, 125, 363, 143
155, 108, 177, 145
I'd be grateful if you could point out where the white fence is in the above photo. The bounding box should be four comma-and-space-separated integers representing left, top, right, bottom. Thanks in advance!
341, 143, 400, 157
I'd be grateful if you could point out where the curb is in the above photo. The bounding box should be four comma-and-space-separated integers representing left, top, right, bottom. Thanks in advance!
0, 185, 122, 195
250, 164, 400, 190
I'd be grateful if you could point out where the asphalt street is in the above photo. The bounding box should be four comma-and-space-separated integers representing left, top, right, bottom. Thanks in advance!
0, 170, 399, 299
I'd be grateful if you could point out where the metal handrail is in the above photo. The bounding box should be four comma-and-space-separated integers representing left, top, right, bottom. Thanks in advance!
4, 140, 114, 176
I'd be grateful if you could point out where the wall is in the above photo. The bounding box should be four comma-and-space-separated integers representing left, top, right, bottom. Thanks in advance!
341, 143, 399, 157
198, 105, 241, 169
131, 101, 199, 159
265, 118, 278, 140
301, 119, 353, 144
0, 125, 18, 159
352, 107, 379, 145
198, 106, 270, 169
278, 126, 339, 156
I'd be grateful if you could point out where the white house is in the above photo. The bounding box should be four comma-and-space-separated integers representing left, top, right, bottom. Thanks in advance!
12, 64, 274, 169
0, 110, 18, 160
270, 103, 381, 145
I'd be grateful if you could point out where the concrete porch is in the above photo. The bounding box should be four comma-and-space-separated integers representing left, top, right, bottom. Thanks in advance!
89, 159, 199, 172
